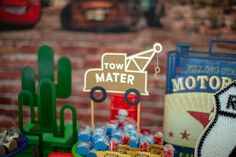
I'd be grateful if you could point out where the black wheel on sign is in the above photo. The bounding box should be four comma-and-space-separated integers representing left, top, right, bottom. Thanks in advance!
124, 88, 141, 106
90, 86, 107, 103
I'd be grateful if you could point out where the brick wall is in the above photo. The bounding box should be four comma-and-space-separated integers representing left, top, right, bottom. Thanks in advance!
0, 2, 235, 133
0, 31, 168, 132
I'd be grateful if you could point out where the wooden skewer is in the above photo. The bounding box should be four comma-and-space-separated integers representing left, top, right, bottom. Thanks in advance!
91, 100, 95, 130
137, 102, 141, 133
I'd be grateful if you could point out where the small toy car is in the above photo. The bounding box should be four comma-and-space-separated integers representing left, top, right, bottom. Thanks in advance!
0, 0, 41, 28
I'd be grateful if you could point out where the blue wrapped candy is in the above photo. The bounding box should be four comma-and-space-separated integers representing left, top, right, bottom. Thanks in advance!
130, 135, 139, 148
111, 130, 122, 141
92, 128, 105, 144
77, 142, 91, 156
140, 134, 153, 144
124, 123, 136, 133
105, 123, 117, 137
93, 136, 108, 151
78, 127, 91, 142
87, 149, 97, 157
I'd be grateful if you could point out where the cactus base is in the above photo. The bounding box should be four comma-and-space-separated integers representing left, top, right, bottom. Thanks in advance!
24, 123, 75, 147
17, 123, 76, 156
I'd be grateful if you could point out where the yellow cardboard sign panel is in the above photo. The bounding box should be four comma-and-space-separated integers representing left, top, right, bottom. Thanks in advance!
95, 151, 130, 157
95, 151, 162, 157
134, 152, 161, 157
148, 144, 164, 156
95, 144, 163, 157
119, 144, 131, 154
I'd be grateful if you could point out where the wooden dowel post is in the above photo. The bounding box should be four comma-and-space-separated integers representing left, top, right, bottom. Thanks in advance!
91, 100, 95, 130
137, 102, 141, 133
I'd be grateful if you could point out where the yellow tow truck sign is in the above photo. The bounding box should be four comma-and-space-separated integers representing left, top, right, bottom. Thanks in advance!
84, 43, 162, 96
84, 53, 148, 95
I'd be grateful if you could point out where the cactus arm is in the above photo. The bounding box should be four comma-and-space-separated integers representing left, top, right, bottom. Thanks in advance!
38, 45, 54, 81
18, 90, 43, 155
38, 79, 57, 134
59, 104, 77, 141
21, 67, 36, 106
56, 56, 72, 98
18, 90, 36, 130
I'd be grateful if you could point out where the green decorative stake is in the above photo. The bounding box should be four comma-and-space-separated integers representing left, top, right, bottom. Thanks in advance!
18, 45, 77, 156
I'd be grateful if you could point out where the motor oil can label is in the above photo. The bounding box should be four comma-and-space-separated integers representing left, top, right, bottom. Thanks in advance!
164, 55, 236, 157
164, 93, 214, 148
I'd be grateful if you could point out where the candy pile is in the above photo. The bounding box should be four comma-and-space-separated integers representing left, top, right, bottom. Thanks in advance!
76, 123, 174, 157
0, 128, 20, 156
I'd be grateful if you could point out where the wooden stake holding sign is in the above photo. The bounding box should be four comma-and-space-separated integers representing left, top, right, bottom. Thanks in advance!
83, 43, 163, 131
91, 100, 95, 130
137, 102, 141, 133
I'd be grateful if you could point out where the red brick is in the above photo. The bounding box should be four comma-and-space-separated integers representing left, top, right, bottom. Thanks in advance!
147, 64, 166, 75
0, 46, 18, 54
0, 117, 17, 128
19, 45, 39, 53
99, 47, 142, 55
58, 110, 110, 123
148, 77, 166, 89
57, 98, 83, 107
0, 83, 20, 93
141, 107, 164, 115
0, 96, 18, 106
60, 46, 99, 55
0, 108, 29, 117
141, 92, 165, 101
142, 119, 164, 127
0, 97, 14, 105
0, 70, 20, 80
83, 59, 100, 68
70, 61, 82, 69
0, 59, 37, 70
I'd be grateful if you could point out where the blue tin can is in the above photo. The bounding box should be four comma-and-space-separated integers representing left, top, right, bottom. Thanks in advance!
164, 40, 236, 157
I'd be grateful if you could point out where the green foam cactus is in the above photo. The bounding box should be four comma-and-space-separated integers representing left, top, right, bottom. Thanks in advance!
37, 79, 57, 134
18, 45, 77, 155
21, 45, 72, 106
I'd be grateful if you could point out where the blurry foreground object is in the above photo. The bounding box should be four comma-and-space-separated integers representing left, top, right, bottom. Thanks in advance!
0, 0, 41, 29
60, 0, 144, 31
162, 0, 236, 34
48, 152, 73, 157
40, 0, 53, 7
140, 0, 165, 27
0, 128, 28, 156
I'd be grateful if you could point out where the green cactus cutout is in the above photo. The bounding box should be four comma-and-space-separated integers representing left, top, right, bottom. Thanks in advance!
56, 56, 72, 98
18, 45, 78, 156
21, 45, 72, 107
21, 67, 36, 106
37, 79, 57, 133
18, 90, 43, 155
